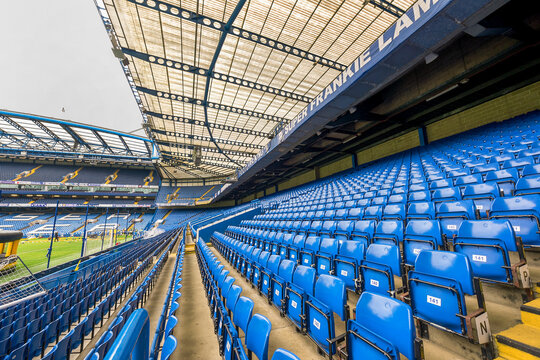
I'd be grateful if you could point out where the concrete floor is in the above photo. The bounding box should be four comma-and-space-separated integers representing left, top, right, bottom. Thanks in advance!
173, 252, 221, 360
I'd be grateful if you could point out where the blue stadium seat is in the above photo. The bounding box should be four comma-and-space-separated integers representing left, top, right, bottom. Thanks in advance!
334, 220, 354, 241
408, 251, 488, 340
364, 205, 383, 221
432, 187, 461, 204
436, 200, 477, 238
454, 220, 527, 285
522, 164, 540, 178
288, 235, 305, 262
305, 275, 347, 355
403, 220, 444, 266
244, 314, 272, 360
408, 191, 431, 203
347, 292, 417, 360
271, 260, 296, 312
515, 177, 540, 196
360, 244, 402, 297
271, 348, 301, 360
407, 202, 436, 220
286, 265, 316, 331
383, 204, 406, 221
485, 168, 519, 197
161, 335, 177, 360
490, 195, 540, 247
315, 238, 339, 275
261, 255, 282, 298
462, 183, 501, 218
334, 240, 365, 291
351, 220, 376, 247
373, 221, 403, 246
300, 236, 321, 267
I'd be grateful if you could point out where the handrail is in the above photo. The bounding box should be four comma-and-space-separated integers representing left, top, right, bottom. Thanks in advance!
105, 308, 150, 360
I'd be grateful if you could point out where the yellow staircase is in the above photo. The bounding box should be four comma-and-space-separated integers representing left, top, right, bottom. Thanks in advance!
12, 165, 42, 181
167, 188, 181, 203
104, 170, 119, 184
495, 298, 540, 360
144, 170, 154, 186
61, 167, 83, 184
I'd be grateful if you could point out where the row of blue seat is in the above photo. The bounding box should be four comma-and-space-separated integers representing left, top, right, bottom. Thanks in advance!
84, 229, 180, 360
196, 238, 302, 360
154, 235, 185, 360
0, 237, 162, 359
209, 231, 423, 360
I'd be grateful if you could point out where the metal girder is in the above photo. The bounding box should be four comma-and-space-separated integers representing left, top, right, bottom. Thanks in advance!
366, 0, 405, 17
162, 151, 247, 165
118, 135, 134, 156
159, 145, 255, 157
126, 0, 347, 72
139, 86, 285, 125
1, 115, 52, 150
152, 128, 263, 149
161, 158, 225, 177
61, 125, 92, 151
92, 130, 115, 154
31, 120, 72, 150
0, 129, 26, 147
160, 158, 203, 178
161, 154, 240, 170
146, 110, 272, 138
123, 48, 311, 103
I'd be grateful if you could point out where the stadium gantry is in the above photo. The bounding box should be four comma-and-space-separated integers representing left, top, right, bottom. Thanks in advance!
1, 0, 540, 359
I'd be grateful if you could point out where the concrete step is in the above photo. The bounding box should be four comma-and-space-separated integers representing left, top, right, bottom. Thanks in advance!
496, 324, 540, 360
521, 298, 540, 330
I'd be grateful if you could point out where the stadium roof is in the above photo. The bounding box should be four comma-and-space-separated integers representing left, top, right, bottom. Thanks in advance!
98, 0, 417, 179
0, 110, 156, 163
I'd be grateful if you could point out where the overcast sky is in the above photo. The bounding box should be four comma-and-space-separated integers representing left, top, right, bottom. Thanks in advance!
0, 0, 145, 136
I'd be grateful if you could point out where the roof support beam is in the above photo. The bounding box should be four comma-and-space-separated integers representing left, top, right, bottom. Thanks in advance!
161, 158, 225, 177
146, 110, 272, 138
366, 0, 405, 17
163, 152, 247, 165
123, 48, 311, 103
31, 120, 72, 150
92, 130, 115, 154
159, 145, 255, 157
160, 158, 203, 178
118, 135, 135, 156
0, 130, 26, 148
61, 125, 92, 151
1, 115, 52, 150
162, 154, 240, 170
126, 0, 347, 72
152, 128, 263, 149
139, 86, 284, 125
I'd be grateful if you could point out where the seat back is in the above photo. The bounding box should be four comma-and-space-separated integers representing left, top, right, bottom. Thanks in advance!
226, 285, 242, 312
246, 314, 272, 360
278, 260, 296, 283
292, 265, 316, 295
490, 195, 540, 247
374, 220, 403, 245
233, 296, 254, 334
314, 275, 347, 320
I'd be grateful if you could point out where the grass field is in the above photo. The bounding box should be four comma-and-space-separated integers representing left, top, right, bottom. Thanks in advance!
15, 234, 133, 275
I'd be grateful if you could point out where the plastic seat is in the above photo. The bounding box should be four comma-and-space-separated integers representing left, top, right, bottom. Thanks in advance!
334, 240, 365, 291
351, 220, 376, 248
432, 187, 461, 204
373, 221, 403, 246
383, 204, 406, 221
315, 238, 339, 275
454, 220, 527, 285
347, 292, 416, 360
485, 168, 519, 196
288, 235, 305, 261
232, 296, 254, 336
286, 265, 316, 330
408, 251, 488, 340
515, 177, 540, 196
360, 244, 402, 297
161, 335, 177, 360
261, 255, 281, 298
244, 314, 272, 360
271, 260, 296, 311
270, 348, 301, 360
408, 191, 431, 203
299, 236, 321, 267
333, 220, 354, 241
406, 202, 436, 220
364, 205, 383, 221
225, 285, 242, 314
305, 275, 347, 355
28, 328, 46, 359
462, 183, 500, 218
436, 200, 477, 238
490, 195, 540, 247
403, 220, 444, 266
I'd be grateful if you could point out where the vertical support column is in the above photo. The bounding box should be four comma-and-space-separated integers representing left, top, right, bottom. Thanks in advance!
46, 200, 60, 269
352, 153, 358, 168
418, 126, 428, 146
81, 204, 90, 257
314, 166, 321, 180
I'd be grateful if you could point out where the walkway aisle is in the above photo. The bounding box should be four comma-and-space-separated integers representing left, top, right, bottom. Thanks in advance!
210, 249, 323, 359
173, 251, 221, 360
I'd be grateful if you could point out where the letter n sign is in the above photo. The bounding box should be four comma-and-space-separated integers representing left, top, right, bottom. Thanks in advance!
474, 312, 491, 344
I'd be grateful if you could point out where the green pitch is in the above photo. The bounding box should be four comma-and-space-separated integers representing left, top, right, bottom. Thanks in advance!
16, 234, 133, 274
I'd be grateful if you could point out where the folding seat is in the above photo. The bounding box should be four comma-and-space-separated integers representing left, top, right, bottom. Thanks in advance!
462, 183, 500, 218
364, 205, 383, 221
392, 186, 407, 195
279, 233, 294, 258
271, 260, 296, 312
351, 220, 376, 247
371, 196, 388, 206
252, 251, 271, 289
523, 164, 540, 178
7, 342, 28, 360
333, 220, 354, 241
315, 210, 325, 219
235, 314, 272, 360
300, 236, 321, 267
409, 183, 428, 193
489, 195, 540, 247
455, 174, 482, 193
408, 191, 431, 203
503, 157, 534, 176
403, 220, 444, 267
436, 200, 477, 238
288, 234, 306, 262
364, 191, 376, 199
515, 177, 540, 196
383, 204, 406, 221
261, 255, 282, 298
305, 275, 348, 356
307, 220, 323, 236
319, 220, 337, 239
356, 198, 371, 207
346, 207, 364, 220
28, 328, 46, 359
346, 292, 417, 360
343, 200, 356, 209
271, 232, 283, 255
408, 251, 490, 342
334, 240, 365, 291
432, 187, 461, 204
387, 194, 406, 204
454, 220, 529, 286
315, 237, 339, 276
373, 220, 403, 246
360, 244, 403, 297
